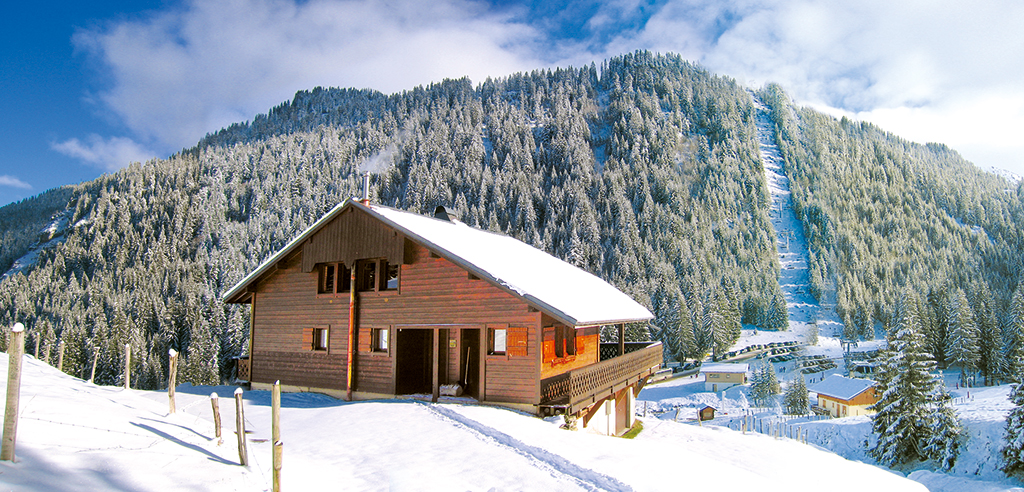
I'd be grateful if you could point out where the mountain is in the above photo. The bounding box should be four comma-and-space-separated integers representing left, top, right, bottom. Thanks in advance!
0, 51, 1022, 390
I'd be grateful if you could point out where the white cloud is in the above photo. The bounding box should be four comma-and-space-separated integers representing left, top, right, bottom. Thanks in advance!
0, 175, 32, 189
52, 135, 157, 171
74, 0, 544, 154
69, 0, 1024, 178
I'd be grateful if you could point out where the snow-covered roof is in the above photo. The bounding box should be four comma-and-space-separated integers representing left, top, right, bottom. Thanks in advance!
810, 375, 876, 401
224, 200, 653, 327
700, 363, 748, 374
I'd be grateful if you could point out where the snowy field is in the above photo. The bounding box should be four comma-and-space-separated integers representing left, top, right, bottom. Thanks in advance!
0, 354, 925, 491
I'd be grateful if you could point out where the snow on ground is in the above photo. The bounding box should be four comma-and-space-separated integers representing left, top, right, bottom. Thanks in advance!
0, 353, 927, 491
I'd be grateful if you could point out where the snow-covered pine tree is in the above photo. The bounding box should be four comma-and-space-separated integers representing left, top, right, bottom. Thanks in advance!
750, 361, 780, 408
871, 290, 961, 469
1006, 286, 1024, 380
783, 374, 810, 415
1002, 373, 1024, 477
945, 288, 979, 383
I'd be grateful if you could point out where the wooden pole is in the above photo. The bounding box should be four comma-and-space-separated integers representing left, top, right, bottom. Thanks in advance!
273, 440, 283, 492
57, 340, 64, 372
272, 381, 281, 444
124, 343, 131, 390
167, 349, 178, 414
271, 381, 282, 491
210, 393, 222, 443
89, 348, 99, 383
2, 323, 26, 461
234, 388, 248, 466
33, 333, 39, 360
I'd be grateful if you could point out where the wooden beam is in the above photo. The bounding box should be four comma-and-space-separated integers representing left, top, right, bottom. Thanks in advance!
431, 328, 440, 403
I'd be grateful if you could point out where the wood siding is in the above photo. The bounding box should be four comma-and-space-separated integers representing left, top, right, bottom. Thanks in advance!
301, 207, 405, 272
250, 219, 542, 405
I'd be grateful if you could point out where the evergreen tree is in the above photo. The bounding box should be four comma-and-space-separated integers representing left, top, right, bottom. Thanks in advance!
750, 361, 780, 408
1002, 376, 1024, 478
871, 290, 961, 469
783, 374, 810, 416
945, 289, 979, 383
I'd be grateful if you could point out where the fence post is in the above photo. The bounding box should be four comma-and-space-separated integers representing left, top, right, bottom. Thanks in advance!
33, 332, 39, 360
89, 347, 99, 383
235, 388, 248, 466
210, 393, 222, 443
124, 343, 131, 390
272, 380, 282, 490
167, 349, 178, 414
273, 440, 283, 492
57, 340, 64, 372
2, 323, 26, 461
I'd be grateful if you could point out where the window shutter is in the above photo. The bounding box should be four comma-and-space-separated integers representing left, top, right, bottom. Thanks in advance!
542, 340, 555, 360
575, 335, 585, 353
507, 327, 528, 357
302, 327, 314, 351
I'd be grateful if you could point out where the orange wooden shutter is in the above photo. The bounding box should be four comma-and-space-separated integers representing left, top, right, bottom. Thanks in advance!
302, 327, 314, 351
507, 327, 528, 357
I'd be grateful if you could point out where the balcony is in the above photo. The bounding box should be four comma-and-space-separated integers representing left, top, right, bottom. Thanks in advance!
540, 341, 662, 415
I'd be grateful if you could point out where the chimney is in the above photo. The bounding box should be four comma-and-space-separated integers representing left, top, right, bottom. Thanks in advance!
361, 172, 371, 205
433, 206, 452, 221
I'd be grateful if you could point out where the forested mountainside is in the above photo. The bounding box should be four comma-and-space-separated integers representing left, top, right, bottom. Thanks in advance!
0, 52, 784, 388
762, 85, 1024, 381
0, 51, 1021, 389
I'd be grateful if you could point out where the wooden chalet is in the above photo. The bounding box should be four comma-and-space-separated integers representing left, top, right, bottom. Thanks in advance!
224, 199, 662, 435
810, 374, 878, 418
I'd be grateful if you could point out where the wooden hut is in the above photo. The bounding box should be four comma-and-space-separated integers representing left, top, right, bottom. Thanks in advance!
810, 374, 878, 417
224, 199, 662, 436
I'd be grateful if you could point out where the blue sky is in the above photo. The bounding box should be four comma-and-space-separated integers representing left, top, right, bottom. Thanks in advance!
3, 0, 1023, 207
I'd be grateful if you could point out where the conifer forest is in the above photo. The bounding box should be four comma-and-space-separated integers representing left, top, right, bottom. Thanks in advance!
1, 51, 1022, 390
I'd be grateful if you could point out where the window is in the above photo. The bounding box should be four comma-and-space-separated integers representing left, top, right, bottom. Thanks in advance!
318, 263, 351, 294
384, 262, 399, 290
372, 328, 389, 352
354, 259, 399, 292
555, 325, 576, 357
489, 328, 507, 355
311, 326, 329, 352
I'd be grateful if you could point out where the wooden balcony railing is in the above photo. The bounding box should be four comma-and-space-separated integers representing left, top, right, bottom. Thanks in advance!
540, 341, 662, 415
235, 355, 251, 382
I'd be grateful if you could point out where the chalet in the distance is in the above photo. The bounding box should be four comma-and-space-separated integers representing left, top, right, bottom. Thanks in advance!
224, 197, 662, 435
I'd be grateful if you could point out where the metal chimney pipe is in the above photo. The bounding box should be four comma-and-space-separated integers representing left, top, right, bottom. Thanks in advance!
361, 172, 371, 205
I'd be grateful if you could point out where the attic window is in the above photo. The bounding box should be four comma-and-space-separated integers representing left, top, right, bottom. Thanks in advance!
318, 263, 351, 294
355, 259, 399, 292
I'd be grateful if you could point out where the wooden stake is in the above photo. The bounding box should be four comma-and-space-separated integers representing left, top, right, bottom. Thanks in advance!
167, 349, 178, 414
234, 388, 248, 466
57, 340, 64, 372
89, 348, 99, 383
2, 323, 26, 461
273, 440, 283, 492
124, 343, 131, 390
33, 333, 39, 360
272, 381, 281, 445
210, 393, 222, 443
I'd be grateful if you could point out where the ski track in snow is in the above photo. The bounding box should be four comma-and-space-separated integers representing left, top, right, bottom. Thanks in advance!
422, 403, 633, 492
750, 93, 844, 338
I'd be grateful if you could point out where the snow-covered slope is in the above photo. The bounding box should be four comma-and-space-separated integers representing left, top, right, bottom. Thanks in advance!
0, 353, 925, 491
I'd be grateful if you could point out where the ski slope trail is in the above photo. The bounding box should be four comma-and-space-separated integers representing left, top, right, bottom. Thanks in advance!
750, 93, 843, 338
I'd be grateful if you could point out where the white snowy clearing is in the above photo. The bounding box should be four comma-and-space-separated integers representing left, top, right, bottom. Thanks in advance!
0, 353, 922, 491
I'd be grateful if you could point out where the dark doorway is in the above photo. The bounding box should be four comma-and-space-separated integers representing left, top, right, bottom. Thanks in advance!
396, 329, 432, 395
460, 329, 481, 400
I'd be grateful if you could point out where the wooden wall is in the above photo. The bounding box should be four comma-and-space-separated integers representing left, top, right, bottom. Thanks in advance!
250, 214, 542, 405
301, 207, 405, 272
